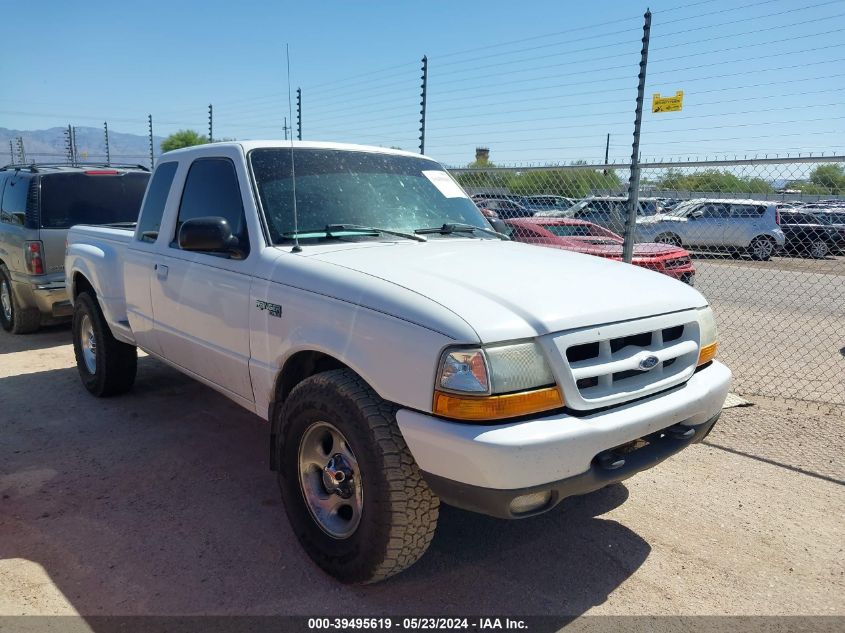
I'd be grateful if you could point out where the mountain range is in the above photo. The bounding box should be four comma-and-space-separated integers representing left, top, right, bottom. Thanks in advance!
1, 126, 164, 167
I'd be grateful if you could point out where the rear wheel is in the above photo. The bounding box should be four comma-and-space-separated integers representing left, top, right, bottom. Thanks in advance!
748, 236, 775, 261
807, 239, 829, 259
276, 369, 439, 584
0, 266, 40, 334
655, 233, 681, 247
72, 291, 137, 396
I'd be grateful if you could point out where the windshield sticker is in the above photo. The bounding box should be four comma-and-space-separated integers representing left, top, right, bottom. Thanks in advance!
422, 170, 467, 198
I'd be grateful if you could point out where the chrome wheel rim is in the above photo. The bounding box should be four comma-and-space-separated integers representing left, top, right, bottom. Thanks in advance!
79, 314, 97, 374
657, 235, 678, 246
753, 239, 773, 259
0, 279, 11, 322
298, 421, 363, 539
810, 241, 827, 258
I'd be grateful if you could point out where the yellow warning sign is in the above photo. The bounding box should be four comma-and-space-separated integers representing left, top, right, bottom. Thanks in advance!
652, 90, 684, 113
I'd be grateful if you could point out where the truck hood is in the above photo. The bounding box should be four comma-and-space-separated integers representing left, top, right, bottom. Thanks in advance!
306, 239, 707, 342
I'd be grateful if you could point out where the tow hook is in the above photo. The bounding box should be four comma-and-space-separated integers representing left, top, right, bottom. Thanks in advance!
667, 424, 696, 440
597, 452, 626, 470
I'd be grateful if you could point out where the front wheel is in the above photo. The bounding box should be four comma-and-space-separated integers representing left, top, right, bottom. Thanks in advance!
748, 236, 775, 261
72, 292, 137, 396
276, 369, 439, 584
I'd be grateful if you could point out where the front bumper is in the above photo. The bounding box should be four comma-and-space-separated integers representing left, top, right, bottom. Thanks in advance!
396, 360, 731, 516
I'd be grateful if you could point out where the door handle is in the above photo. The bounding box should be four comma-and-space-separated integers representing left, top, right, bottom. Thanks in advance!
155, 263, 169, 280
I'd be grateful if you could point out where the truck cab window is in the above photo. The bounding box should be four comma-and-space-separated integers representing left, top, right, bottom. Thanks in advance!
137, 162, 178, 243
174, 158, 249, 256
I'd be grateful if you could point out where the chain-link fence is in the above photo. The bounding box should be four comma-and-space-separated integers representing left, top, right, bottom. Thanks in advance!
451, 157, 845, 406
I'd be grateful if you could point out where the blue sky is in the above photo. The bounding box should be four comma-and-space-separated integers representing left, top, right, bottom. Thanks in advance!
1, 0, 843, 165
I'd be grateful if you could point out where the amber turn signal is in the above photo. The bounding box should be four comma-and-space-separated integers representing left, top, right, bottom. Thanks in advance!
697, 341, 718, 366
433, 386, 564, 421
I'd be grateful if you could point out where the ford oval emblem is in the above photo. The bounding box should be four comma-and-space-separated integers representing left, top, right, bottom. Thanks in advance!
638, 355, 660, 370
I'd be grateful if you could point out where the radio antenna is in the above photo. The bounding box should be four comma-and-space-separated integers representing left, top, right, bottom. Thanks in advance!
286, 43, 302, 253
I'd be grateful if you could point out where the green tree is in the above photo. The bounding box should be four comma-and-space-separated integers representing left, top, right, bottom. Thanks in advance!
657, 169, 773, 194
161, 129, 208, 153
507, 168, 621, 198
809, 164, 845, 194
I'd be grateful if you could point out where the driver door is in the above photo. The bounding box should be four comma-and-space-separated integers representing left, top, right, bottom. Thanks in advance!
149, 154, 256, 402
683, 202, 729, 247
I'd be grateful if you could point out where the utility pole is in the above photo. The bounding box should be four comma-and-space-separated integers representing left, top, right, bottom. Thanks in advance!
9, 140, 13, 163
104, 121, 111, 165
148, 114, 154, 168
418, 55, 428, 154
16, 137, 26, 164
71, 126, 79, 164
283, 116, 289, 140
622, 9, 651, 264
603, 133, 610, 175
208, 104, 213, 143
296, 88, 302, 140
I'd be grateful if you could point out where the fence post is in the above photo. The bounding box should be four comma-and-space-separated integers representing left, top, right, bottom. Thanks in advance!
622, 9, 651, 264
148, 115, 154, 169
65, 126, 74, 164
296, 88, 302, 140
9, 140, 13, 163
208, 104, 213, 143
16, 137, 26, 164
104, 121, 111, 166
419, 55, 428, 154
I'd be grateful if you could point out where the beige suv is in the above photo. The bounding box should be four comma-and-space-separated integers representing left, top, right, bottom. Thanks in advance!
0, 163, 149, 333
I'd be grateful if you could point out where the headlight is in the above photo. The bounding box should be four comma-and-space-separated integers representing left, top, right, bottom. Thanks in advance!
697, 306, 718, 366
434, 341, 562, 421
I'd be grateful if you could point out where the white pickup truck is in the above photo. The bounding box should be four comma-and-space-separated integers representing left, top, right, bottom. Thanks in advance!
66, 141, 731, 584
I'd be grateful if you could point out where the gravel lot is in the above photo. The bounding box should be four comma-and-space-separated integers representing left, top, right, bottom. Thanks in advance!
1, 314, 843, 620
694, 254, 845, 405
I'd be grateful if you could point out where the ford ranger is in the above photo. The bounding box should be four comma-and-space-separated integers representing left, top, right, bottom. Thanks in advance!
65, 141, 731, 584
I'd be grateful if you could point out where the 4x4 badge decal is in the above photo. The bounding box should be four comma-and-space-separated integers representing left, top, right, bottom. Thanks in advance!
256, 300, 282, 318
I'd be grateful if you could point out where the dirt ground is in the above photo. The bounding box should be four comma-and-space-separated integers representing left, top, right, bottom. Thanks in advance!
0, 325, 843, 621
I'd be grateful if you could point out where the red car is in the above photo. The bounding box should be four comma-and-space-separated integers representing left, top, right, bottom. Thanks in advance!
504, 217, 696, 285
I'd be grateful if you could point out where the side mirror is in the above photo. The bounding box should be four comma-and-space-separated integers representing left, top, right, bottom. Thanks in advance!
488, 217, 509, 234
178, 216, 243, 257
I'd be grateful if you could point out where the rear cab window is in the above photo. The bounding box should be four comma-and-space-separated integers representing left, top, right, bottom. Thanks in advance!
136, 162, 178, 243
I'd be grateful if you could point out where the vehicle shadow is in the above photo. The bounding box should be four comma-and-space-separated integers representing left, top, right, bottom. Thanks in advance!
0, 357, 650, 625
0, 322, 72, 355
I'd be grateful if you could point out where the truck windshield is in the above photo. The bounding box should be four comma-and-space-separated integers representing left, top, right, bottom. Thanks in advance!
39, 172, 150, 229
249, 148, 489, 243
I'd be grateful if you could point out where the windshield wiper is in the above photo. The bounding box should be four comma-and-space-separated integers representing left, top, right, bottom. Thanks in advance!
281, 224, 427, 242
415, 223, 509, 240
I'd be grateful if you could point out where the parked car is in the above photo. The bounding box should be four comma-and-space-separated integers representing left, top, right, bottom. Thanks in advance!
0, 162, 150, 333
504, 217, 695, 285
536, 196, 662, 233
520, 194, 576, 213
66, 141, 729, 584
778, 210, 844, 258
474, 201, 509, 234
479, 197, 535, 218
635, 199, 785, 261
811, 210, 845, 253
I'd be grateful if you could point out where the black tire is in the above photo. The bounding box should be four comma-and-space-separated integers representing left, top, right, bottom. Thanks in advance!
748, 236, 775, 261
276, 369, 439, 584
72, 291, 137, 397
655, 233, 682, 247
0, 265, 41, 334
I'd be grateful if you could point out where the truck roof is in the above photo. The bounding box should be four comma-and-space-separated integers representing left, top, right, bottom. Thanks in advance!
161, 140, 431, 161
